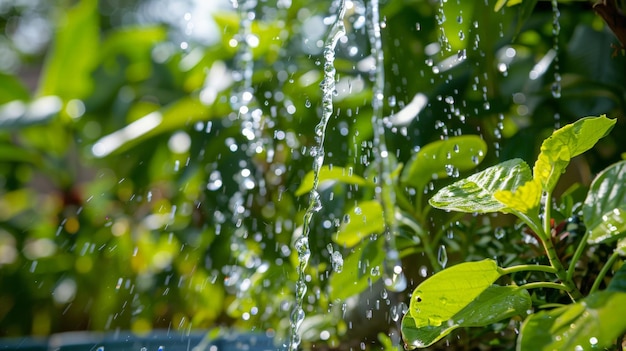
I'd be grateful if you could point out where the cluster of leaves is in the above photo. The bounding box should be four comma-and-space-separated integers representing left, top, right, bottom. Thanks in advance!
402, 116, 626, 350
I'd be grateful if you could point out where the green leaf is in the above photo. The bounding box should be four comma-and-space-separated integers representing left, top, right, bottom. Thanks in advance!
429, 158, 531, 214
494, 178, 542, 214
401, 135, 487, 190
0, 73, 29, 104
403, 286, 530, 349
408, 259, 502, 328
91, 97, 212, 157
607, 262, 626, 293
518, 290, 626, 351
402, 279, 530, 349
329, 238, 384, 300
38, 0, 100, 100
333, 201, 384, 248
295, 166, 374, 197
533, 116, 616, 193
100, 26, 167, 64
584, 161, 626, 244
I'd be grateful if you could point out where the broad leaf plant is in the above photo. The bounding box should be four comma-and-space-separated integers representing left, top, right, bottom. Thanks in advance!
401, 115, 626, 350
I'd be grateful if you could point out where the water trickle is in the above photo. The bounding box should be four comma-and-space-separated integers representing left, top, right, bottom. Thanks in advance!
366, 0, 407, 293
551, 0, 562, 127
288, 1, 346, 350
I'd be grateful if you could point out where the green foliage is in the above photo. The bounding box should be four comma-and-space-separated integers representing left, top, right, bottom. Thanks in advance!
401, 135, 487, 190
403, 116, 626, 350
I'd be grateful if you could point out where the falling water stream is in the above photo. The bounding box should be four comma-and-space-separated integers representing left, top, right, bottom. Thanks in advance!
366, 0, 406, 292
288, 1, 346, 350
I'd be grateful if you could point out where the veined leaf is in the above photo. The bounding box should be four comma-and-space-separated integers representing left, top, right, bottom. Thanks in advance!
402, 285, 530, 349
533, 116, 616, 193
401, 135, 486, 190
295, 166, 373, 196
584, 161, 626, 244
333, 200, 384, 248
494, 178, 541, 214
408, 260, 502, 330
518, 290, 626, 351
429, 158, 531, 213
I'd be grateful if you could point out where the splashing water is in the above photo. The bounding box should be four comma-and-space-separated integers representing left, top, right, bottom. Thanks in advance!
288, 1, 346, 350
367, 0, 407, 292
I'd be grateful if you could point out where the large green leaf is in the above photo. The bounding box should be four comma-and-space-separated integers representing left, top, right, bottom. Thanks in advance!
429, 158, 531, 213
408, 260, 502, 329
38, 0, 99, 100
518, 290, 626, 351
295, 166, 374, 196
533, 116, 616, 193
402, 285, 530, 349
333, 200, 384, 248
329, 238, 384, 300
583, 161, 626, 244
401, 135, 487, 190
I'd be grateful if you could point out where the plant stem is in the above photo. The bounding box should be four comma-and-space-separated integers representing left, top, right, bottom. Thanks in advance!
500, 264, 557, 275
540, 229, 583, 301
516, 201, 583, 301
566, 230, 590, 282
520, 281, 572, 292
590, 250, 621, 294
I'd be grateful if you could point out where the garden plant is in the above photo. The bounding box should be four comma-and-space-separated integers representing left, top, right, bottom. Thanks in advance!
401, 115, 626, 350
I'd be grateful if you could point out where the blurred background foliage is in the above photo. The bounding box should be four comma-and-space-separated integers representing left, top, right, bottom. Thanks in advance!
0, 0, 624, 348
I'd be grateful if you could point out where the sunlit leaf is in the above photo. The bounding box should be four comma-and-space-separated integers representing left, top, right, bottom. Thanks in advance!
441, 1, 474, 52
533, 115, 616, 193
91, 97, 212, 157
494, 178, 541, 214
429, 158, 531, 213
38, 0, 100, 100
401, 135, 487, 190
584, 161, 626, 244
408, 260, 502, 329
402, 285, 530, 349
100, 26, 167, 64
334, 200, 384, 248
295, 166, 373, 197
329, 238, 384, 300
518, 290, 626, 351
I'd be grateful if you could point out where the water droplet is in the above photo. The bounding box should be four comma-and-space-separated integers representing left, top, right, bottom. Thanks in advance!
437, 245, 448, 268
330, 251, 343, 273
495, 227, 506, 239
419, 265, 428, 277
